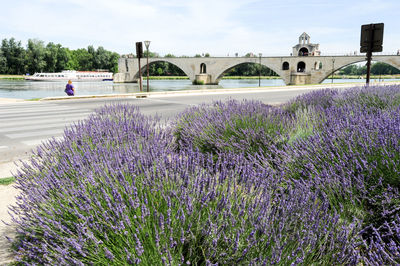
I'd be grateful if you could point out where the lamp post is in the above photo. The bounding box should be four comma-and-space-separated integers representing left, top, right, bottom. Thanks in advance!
144, 40, 151, 92
258, 53, 262, 87
331, 58, 335, 84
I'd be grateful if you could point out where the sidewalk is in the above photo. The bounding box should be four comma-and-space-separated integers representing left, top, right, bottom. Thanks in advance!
0, 184, 18, 265
0, 98, 23, 104
0, 161, 21, 179
0, 161, 21, 264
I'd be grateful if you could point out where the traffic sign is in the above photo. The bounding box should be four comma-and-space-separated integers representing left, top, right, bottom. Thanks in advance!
360, 23, 384, 53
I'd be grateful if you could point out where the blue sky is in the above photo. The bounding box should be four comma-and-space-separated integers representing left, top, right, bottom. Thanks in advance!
0, 0, 399, 56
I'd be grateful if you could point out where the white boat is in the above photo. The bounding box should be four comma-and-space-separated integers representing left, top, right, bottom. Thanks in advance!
24, 70, 113, 81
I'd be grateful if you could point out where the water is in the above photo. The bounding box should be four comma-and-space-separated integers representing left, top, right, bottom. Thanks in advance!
0, 78, 398, 99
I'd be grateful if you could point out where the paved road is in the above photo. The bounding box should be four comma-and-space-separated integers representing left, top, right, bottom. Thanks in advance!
0, 84, 361, 173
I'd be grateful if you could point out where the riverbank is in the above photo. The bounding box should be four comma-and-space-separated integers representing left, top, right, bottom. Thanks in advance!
145, 75, 400, 80
0, 75, 24, 80
147, 76, 282, 80
330, 74, 400, 79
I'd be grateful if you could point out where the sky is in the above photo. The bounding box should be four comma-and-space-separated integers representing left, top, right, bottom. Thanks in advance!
0, 0, 399, 57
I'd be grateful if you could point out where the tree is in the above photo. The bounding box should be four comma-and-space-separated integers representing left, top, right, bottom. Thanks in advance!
93, 47, 120, 72
65, 48, 79, 70
0, 50, 7, 74
1, 38, 26, 74
107, 52, 120, 73
371, 62, 400, 75
26, 39, 47, 74
73, 48, 93, 70
55, 47, 70, 72
44, 42, 59, 72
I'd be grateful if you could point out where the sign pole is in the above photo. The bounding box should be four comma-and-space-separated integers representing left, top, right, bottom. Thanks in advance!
135, 42, 143, 92
365, 24, 374, 86
138, 58, 142, 92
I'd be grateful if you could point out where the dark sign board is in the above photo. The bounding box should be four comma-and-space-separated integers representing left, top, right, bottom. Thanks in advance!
136, 42, 143, 58
360, 23, 384, 53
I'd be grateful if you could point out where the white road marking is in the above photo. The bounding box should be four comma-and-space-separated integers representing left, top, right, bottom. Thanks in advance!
0, 107, 85, 118
0, 112, 91, 123
5, 129, 65, 139
0, 122, 76, 133
144, 98, 195, 106
21, 137, 64, 146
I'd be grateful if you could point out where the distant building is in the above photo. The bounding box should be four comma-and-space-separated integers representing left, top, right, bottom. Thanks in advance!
292, 32, 320, 56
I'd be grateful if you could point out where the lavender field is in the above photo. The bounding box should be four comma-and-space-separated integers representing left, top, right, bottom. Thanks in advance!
8, 85, 400, 265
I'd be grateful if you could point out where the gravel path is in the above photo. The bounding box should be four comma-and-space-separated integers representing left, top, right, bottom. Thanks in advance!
0, 184, 18, 264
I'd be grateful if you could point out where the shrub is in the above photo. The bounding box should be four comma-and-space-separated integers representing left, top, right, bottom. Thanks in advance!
9, 104, 360, 265
8, 85, 400, 265
173, 99, 292, 162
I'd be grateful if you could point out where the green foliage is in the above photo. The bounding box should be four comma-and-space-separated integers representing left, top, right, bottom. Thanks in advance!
0, 37, 120, 74
25, 39, 46, 74
339, 62, 400, 76
225, 62, 279, 77
156, 67, 163, 76
0, 177, 15, 185
0, 50, 7, 73
1, 38, 26, 74
192, 80, 204, 85
371, 62, 400, 75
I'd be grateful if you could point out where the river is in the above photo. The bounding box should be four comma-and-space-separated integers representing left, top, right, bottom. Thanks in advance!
0, 78, 399, 100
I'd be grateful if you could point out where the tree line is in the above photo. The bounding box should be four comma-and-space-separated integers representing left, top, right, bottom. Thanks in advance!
0, 38, 119, 75
338, 62, 400, 76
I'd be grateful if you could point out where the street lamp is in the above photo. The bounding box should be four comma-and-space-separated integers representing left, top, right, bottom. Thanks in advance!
144, 40, 151, 92
259, 53, 262, 87
331, 58, 335, 84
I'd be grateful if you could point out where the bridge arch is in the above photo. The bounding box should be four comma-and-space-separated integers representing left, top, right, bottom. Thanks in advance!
213, 60, 284, 84
314, 56, 400, 84
132, 58, 194, 81
316, 59, 366, 84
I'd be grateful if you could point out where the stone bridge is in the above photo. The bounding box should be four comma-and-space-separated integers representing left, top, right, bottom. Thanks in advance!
114, 55, 400, 85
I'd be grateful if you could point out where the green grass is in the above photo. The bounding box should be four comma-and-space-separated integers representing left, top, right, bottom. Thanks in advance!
26, 98, 42, 101
333, 74, 400, 80
0, 177, 16, 185
148, 76, 189, 80
192, 80, 204, 85
0, 74, 24, 80
222, 76, 281, 79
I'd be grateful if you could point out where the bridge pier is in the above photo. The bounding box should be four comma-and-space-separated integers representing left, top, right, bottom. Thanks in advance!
113, 72, 137, 83
289, 72, 311, 85
194, 74, 215, 85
